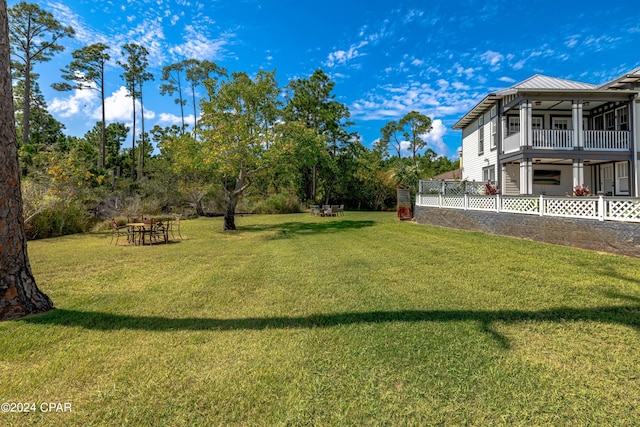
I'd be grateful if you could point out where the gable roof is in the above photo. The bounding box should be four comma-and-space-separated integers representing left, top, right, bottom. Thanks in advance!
501, 74, 596, 91
599, 67, 640, 89
452, 72, 632, 130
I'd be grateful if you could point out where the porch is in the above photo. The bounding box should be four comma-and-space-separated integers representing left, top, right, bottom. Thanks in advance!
503, 129, 631, 153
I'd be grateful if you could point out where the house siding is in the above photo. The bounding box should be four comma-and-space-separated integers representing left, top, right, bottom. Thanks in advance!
461, 111, 498, 183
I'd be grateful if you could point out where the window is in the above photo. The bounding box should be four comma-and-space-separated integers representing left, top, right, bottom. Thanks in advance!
490, 105, 497, 118
616, 106, 628, 131
478, 117, 484, 155
508, 116, 520, 135
616, 162, 629, 194
552, 117, 569, 130
490, 119, 497, 150
483, 165, 495, 183
531, 117, 543, 129
604, 111, 615, 130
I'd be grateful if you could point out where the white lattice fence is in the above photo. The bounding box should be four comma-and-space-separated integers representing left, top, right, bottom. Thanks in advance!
544, 197, 598, 219
465, 182, 488, 196
416, 194, 439, 207
468, 196, 496, 211
415, 192, 640, 224
606, 198, 640, 222
419, 181, 441, 194
443, 182, 466, 196
500, 197, 540, 214
441, 196, 465, 209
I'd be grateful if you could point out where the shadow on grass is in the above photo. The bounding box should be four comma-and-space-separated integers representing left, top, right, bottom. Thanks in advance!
238, 219, 376, 238
23, 296, 640, 349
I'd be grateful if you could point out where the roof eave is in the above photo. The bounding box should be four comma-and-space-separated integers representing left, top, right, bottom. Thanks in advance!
452, 94, 499, 130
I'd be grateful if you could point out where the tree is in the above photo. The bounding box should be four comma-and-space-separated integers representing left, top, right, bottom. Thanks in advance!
379, 120, 404, 160
8, 1, 74, 149
52, 43, 110, 168
184, 59, 226, 134
200, 70, 282, 230
83, 121, 128, 175
118, 43, 153, 181
159, 61, 187, 133
12, 79, 66, 176
1, 0, 53, 320
379, 111, 432, 165
398, 110, 432, 167
284, 69, 352, 202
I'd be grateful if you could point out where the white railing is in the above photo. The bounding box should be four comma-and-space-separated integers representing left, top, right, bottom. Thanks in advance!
502, 130, 630, 152
583, 130, 630, 150
419, 181, 489, 196
532, 129, 574, 150
415, 193, 640, 223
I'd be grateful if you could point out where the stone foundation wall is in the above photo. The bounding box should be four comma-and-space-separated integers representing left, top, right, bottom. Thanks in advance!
413, 206, 640, 258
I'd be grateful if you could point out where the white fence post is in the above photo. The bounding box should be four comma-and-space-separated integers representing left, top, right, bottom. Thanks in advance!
496, 194, 501, 213
464, 193, 469, 210
539, 195, 544, 216
598, 195, 605, 221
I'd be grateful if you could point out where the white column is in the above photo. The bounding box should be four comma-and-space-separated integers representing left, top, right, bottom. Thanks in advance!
520, 159, 532, 194
501, 115, 506, 152
573, 160, 584, 187
526, 101, 533, 148
572, 101, 584, 148
519, 102, 528, 147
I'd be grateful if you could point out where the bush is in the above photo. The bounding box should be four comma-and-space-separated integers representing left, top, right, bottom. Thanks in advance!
27, 201, 97, 239
252, 193, 302, 214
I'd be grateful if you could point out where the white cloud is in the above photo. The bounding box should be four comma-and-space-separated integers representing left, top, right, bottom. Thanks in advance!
565, 35, 580, 48
424, 119, 447, 154
452, 82, 470, 90
101, 87, 156, 134
455, 64, 475, 79
350, 80, 479, 124
157, 112, 196, 128
480, 50, 504, 70
169, 25, 231, 61
325, 41, 368, 67
49, 88, 98, 118
103, 86, 137, 122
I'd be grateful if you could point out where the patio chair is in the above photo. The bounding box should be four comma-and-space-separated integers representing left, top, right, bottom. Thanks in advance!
334, 204, 344, 216
167, 215, 182, 240
310, 205, 321, 216
151, 221, 168, 244
110, 219, 130, 245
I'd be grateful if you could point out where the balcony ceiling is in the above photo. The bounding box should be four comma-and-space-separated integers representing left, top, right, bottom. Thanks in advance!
531, 99, 608, 111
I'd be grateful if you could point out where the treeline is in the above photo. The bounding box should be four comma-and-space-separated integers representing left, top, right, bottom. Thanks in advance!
9, 2, 458, 236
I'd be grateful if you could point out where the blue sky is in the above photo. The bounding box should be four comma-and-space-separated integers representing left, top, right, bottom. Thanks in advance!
10, 0, 640, 159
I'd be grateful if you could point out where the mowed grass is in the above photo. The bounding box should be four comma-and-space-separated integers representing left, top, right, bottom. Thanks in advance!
1, 211, 640, 426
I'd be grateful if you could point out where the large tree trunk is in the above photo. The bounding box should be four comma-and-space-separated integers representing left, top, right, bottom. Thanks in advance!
223, 195, 238, 231
0, 0, 53, 320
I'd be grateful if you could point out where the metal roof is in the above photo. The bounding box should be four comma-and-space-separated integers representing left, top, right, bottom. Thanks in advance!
452, 72, 637, 130
505, 74, 596, 91
599, 67, 640, 89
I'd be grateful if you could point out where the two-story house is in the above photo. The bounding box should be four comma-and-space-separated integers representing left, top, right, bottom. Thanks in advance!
453, 68, 640, 196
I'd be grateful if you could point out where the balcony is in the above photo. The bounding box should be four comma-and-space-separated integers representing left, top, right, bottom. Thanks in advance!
503, 129, 630, 153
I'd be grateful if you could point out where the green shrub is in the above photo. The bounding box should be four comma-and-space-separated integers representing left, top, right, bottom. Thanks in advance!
252, 193, 302, 214
28, 201, 97, 239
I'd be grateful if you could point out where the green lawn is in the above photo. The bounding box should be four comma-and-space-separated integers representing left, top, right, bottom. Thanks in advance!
2, 211, 640, 426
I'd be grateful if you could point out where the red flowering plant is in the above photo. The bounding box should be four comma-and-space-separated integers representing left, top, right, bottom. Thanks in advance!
572, 184, 590, 196
485, 182, 499, 195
